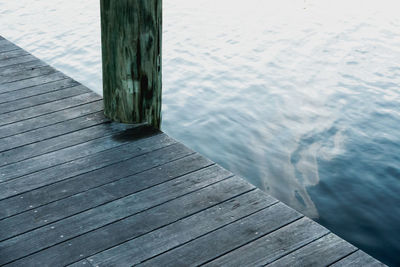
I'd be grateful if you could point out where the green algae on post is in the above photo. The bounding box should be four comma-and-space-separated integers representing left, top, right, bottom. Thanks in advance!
100, 0, 162, 129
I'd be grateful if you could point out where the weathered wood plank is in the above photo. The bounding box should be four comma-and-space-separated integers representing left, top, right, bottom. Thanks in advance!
0, 39, 21, 52
0, 139, 184, 200
0, 92, 101, 127
0, 121, 139, 166
0, 111, 107, 153
87, 189, 277, 266
266, 233, 358, 267
205, 217, 330, 266
0, 78, 80, 104
0, 160, 213, 241
68, 259, 92, 267
0, 41, 19, 54
0, 54, 38, 68
0, 173, 246, 266
0, 127, 167, 182
139, 202, 302, 267
0, 49, 29, 61
0, 126, 162, 218
0, 59, 47, 76
0, 99, 102, 139
101, 0, 162, 127
0, 39, 10, 45
331, 250, 386, 267
0, 71, 68, 94
0, 121, 149, 180
0, 65, 56, 84
0, 85, 91, 116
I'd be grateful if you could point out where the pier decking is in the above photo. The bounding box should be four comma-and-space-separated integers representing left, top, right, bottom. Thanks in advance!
0, 36, 385, 266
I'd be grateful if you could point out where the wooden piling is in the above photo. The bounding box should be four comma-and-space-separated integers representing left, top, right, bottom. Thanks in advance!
100, 0, 162, 128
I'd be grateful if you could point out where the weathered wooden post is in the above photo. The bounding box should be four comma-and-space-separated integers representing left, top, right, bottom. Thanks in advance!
100, 0, 162, 129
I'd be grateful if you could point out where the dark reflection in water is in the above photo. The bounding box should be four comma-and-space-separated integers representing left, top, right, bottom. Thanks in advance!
162, 1, 400, 266
310, 116, 400, 266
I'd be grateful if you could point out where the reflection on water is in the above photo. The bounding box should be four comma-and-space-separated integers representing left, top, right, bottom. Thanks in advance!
1, 0, 400, 265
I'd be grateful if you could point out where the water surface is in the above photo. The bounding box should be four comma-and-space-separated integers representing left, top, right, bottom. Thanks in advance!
1, 0, 399, 265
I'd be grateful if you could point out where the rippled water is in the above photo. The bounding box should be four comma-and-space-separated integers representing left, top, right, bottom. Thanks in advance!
1, 0, 400, 265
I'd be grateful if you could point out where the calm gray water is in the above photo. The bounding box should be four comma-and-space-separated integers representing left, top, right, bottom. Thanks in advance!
1, 0, 399, 265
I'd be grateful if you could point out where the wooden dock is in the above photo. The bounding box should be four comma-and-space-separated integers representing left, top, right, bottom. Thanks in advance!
0, 36, 385, 266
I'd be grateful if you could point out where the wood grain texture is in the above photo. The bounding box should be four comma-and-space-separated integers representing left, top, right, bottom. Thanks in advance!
0, 71, 68, 94
0, 64, 53, 84
0, 135, 180, 200
205, 217, 330, 266
0, 55, 38, 69
0, 49, 29, 61
0, 126, 161, 218
1, 175, 247, 266
266, 233, 358, 267
0, 120, 133, 167
0, 59, 47, 77
67, 259, 93, 267
0, 100, 103, 139
331, 250, 386, 267
0, 41, 19, 54
0, 85, 91, 116
0, 156, 212, 241
139, 202, 302, 267
0, 123, 157, 183
0, 111, 107, 153
0, 154, 210, 223
88, 190, 276, 266
101, 0, 162, 128
0, 92, 101, 127
0, 78, 80, 104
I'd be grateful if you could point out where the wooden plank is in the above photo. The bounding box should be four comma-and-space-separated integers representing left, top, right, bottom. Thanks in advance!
0, 54, 38, 68
0, 78, 80, 104
0, 154, 212, 240
0, 65, 56, 84
0, 100, 103, 141
0, 139, 184, 200
331, 250, 386, 267
8, 176, 246, 266
68, 259, 92, 267
205, 217, 330, 266
0, 71, 68, 94
0, 172, 246, 266
0, 99, 102, 139
0, 39, 10, 45
0, 85, 91, 116
0, 59, 47, 76
139, 202, 302, 267
0, 130, 172, 183
0, 49, 29, 61
0, 121, 140, 167
0, 120, 147, 180
87, 189, 277, 266
0, 111, 107, 153
0, 42, 19, 54
0, 92, 101, 127
0, 126, 162, 218
266, 233, 358, 267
